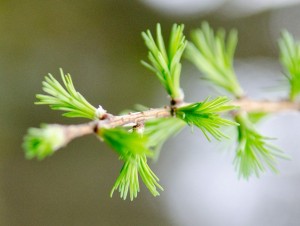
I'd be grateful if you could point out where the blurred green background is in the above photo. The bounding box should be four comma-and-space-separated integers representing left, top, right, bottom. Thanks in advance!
1, 0, 300, 225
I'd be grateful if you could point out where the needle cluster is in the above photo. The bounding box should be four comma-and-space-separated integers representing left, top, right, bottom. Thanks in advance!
142, 24, 187, 101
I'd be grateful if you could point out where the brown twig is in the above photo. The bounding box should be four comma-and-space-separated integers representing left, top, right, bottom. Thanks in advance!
58, 98, 300, 145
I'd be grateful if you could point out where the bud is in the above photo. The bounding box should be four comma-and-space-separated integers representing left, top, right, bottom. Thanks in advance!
23, 124, 66, 160
95, 105, 107, 119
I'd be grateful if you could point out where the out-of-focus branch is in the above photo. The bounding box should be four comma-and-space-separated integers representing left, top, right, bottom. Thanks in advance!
233, 98, 300, 113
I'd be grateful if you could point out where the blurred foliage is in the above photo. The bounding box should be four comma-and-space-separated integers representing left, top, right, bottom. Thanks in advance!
279, 31, 300, 101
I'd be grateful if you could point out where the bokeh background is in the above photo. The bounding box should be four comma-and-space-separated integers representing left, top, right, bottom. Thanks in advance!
1, 0, 300, 225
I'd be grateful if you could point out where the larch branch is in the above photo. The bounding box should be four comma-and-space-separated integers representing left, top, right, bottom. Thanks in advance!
58, 98, 300, 146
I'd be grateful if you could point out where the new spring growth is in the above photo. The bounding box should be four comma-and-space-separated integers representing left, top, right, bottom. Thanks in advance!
142, 23, 187, 101
23, 124, 66, 160
22, 22, 299, 200
98, 126, 163, 201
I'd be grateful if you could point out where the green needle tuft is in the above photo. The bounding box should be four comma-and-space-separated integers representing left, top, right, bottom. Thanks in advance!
142, 23, 187, 100
186, 22, 244, 98
99, 127, 163, 200
36, 69, 97, 119
176, 97, 238, 141
23, 124, 66, 160
234, 113, 289, 179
